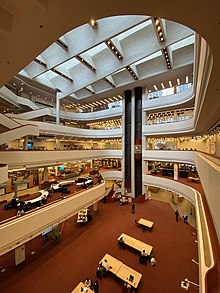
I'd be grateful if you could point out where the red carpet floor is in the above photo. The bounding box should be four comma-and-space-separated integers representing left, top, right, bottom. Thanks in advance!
0, 198, 199, 293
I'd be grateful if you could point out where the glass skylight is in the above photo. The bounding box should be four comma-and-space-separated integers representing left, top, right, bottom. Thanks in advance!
170, 34, 195, 51
134, 50, 162, 66
55, 57, 80, 70
85, 42, 107, 57
116, 19, 152, 41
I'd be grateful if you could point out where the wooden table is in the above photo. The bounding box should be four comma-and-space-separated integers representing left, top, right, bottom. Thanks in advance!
138, 218, 154, 229
133, 240, 153, 255
187, 176, 200, 183
116, 264, 142, 288
100, 253, 123, 274
118, 233, 153, 255
118, 233, 136, 247
71, 282, 93, 293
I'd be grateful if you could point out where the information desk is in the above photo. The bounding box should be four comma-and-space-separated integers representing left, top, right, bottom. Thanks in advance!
71, 282, 93, 293
100, 253, 123, 275
77, 209, 88, 223
138, 218, 154, 229
116, 264, 142, 289
118, 233, 153, 255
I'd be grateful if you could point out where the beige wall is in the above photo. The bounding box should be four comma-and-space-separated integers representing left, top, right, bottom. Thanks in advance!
215, 133, 220, 157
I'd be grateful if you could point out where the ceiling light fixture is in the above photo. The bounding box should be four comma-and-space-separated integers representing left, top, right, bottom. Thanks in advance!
186, 76, 189, 83
56, 39, 69, 50
76, 55, 96, 72
154, 85, 158, 91
105, 39, 123, 60
104, 77, 115, 87
126, 66, 138, 80
153, 17, 166, 43
161, 82, 165, 89
177, 78, 180, 86
90, 19, 98, 28
51, 68, 73, 82
162, 47, 172, 69
169, 80, 173, 87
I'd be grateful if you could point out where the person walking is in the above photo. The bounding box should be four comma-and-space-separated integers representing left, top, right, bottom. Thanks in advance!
183, 213, 188, 224
175, 209, 180, 222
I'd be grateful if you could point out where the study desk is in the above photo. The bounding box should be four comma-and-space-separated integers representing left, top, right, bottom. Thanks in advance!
100, 253, 123, 274
118, 233, 136, 247
187, 176, 200, 183
116, 264, 142, 289
71, 282, 93, 293
138, 218, 154, 229
99, 254, 142, 289
133, 240, 153, 255
118, 233, 153, 255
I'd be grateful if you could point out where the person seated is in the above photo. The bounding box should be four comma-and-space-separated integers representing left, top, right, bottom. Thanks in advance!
118, 236, 126, 249
84, 278, 92, 288
150, 256, 156, 266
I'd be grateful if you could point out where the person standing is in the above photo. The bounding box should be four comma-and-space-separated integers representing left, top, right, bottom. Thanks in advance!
131, 203, 135, 214
175, 210, 180, 222
183, 213, 188, 224
93, 280, 99, 293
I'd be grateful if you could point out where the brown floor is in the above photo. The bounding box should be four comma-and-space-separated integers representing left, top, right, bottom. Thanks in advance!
0, 199, 199, 293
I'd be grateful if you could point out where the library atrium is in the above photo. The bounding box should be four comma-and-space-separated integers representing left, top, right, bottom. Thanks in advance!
0, 2, 219, 293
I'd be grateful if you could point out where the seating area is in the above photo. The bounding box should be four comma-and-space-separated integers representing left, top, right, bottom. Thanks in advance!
71, 282, 94, 293
137, 218, 154, 231
118, 233, 153, 256
99, 253, 142, 289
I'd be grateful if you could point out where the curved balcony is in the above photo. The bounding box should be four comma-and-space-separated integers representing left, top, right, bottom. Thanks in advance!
0, 182, 105, 256
0, 149, 123, 169
143, 86, 194, 112
143, 174, 214, 293
143, 149, 195, 165
143, 118, 194, 136
12, 118, 123, 139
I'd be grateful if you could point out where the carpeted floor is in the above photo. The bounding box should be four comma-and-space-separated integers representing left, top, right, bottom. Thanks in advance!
0, 198, 199, 293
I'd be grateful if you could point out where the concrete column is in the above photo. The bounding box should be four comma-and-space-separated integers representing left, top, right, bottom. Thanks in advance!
14, 184, 18, 199
23, 136, 28, 150
174, 163, 179, 181
43, 167, 48, 181
56, 89, 62, 125
90, 159, 94, 169
93, 202, 98, 212
55, 139, 60, 150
